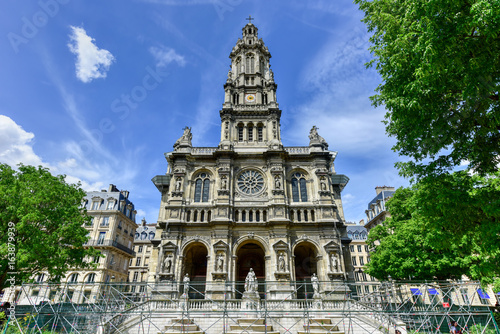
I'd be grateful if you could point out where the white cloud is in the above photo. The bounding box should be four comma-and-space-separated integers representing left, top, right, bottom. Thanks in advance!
0, 115, 44, 167
68, 26, 115, 83
149, 45, 186, 67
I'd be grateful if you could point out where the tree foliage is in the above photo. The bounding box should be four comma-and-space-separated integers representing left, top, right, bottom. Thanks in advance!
355, 0, 500, 178
366, 171, 500, 283
0, 164, 99, 290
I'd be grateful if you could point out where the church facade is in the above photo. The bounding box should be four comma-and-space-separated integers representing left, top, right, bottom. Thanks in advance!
149, 22, 351, 301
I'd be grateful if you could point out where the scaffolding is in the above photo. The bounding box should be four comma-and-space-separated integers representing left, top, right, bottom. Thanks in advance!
1, 280, 498, 334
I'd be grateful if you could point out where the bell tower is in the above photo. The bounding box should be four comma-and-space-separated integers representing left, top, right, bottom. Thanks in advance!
219, 22, 282, 151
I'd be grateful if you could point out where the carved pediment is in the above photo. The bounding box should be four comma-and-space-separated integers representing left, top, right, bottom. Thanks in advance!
213, 240, 229, 252
272, 240, 288, 252
324, 240, 341, 253
162, 241, 178, 253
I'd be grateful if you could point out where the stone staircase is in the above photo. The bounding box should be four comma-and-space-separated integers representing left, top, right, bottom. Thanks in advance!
298, 318, 344, 334
160, 318, 205, 334
227, 318, 280, 334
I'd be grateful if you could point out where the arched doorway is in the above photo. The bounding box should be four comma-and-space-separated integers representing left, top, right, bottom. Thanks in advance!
294, 242, 318, 299
183, 242, 208, 299
235, 242, 265, 299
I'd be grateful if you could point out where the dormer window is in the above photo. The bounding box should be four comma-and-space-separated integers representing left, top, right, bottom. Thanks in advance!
91, 201, 100, 210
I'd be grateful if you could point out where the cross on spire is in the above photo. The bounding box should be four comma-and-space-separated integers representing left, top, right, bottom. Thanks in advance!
246, 15, 254, 24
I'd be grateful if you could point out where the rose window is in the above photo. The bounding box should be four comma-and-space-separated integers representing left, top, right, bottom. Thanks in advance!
237, 170, 264, 195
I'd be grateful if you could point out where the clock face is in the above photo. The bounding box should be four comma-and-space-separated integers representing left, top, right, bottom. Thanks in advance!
237, 170, 264, 195
245, 94, 256, 103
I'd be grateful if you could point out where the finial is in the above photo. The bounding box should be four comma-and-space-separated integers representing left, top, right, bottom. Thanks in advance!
246, 15, 254, 24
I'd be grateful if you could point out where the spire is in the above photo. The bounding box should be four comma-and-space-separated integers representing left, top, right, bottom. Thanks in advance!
219, 21, 282, 151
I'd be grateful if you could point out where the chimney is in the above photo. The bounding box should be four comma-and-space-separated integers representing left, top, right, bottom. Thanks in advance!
109, 184, 119, 192
121, 190, 130, 199
375, 186, 395, 195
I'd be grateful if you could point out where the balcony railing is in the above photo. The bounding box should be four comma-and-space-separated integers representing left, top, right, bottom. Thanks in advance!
85, 239, 135, 256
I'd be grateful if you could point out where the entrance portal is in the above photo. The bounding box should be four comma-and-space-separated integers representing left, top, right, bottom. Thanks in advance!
236, 242, 265, 298
294, 242, 318, 298
183, 243, 208, 299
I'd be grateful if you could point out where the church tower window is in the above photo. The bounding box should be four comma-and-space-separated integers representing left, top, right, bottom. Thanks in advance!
238, 125, 244, 141
291, 172, 308, 202
194, 173, 210, 202
257, 125, 263, 141
248, 124, 254, 141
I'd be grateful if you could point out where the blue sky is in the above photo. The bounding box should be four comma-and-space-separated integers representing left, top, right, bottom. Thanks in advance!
0, 0, 408, 225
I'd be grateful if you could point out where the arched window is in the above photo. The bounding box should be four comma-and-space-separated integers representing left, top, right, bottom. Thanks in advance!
291, 172, 308, 202
194, 173, 210, 202
141, 232, 147, 240
68, 273, 79, 284
149, 232, 155, 240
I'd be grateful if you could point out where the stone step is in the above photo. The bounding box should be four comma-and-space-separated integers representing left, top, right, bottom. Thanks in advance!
309, 318, 332, 324
237, 319, 266, 325
163, 331, 204, 334
168, 324, 200, 331
304, 324, 340, 331
230, 324, 269, 331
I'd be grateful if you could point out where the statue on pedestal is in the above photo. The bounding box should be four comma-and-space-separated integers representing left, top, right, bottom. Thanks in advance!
244, 268, 257, 292
311, 273, 320, 296
183, 274, 190, 295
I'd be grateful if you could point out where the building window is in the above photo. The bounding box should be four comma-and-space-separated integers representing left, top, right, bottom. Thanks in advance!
136, 257, 141, 266
97, 232, 106, 245
360, 257, 365, 265
149, 232, 155, 240
352, 256, 357, 266
291, 172, 308, 202
350, 245, 354, 252
144, 257, 149, 266
91, 201, 100, 210
365, 245, 369, 252
146, 246, 151, 253
194, 173, 210, 202
106, 201, 115, 210
68, 273, 79, 284
257, 126, 263, 141
35, 273, 45, 283
101, 217, 109, 227
132, 272, 138, 282
93, 256, 100, 264
118, 221, 122, 230
138, 246, 143, 253
357, 245, 362, 252
248, 125, 254, 141
238, 126, 244, 141
86, 273, 96, 283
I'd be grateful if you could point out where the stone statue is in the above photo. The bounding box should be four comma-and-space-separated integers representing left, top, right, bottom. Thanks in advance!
274, 175, 282, 189
174, 126, 193, 148
311, 273, 319, 295
278, 252, 286, 271
309, 126, 327, 146
330, 253, 338, 272
320, 176, 327, 191
183, 274, 190, 295
227, 69, 232, 80
175, 177, 182, 192
244, 268, 257, 292
217, 253, 224, 272
164, 253, 172, 273
221, 176, 227, 190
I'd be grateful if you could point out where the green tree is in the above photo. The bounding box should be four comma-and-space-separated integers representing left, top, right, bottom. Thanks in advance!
366, 172, 500, 283
354, 0, 500, 178
0, 164, 99, 290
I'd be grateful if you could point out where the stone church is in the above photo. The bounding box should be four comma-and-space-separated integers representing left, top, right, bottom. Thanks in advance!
150, 22, 351, 301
